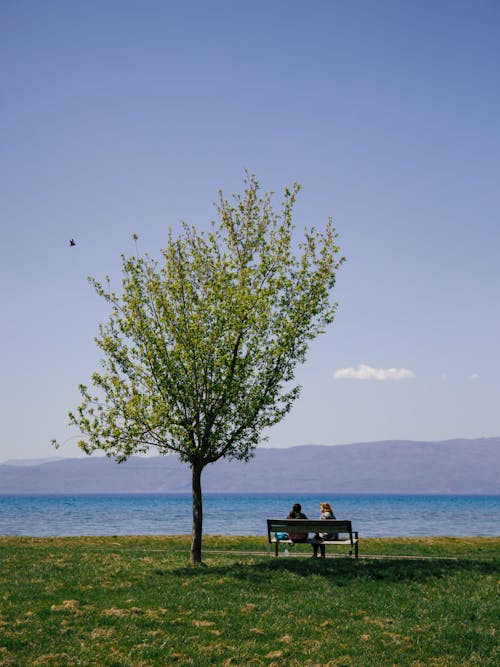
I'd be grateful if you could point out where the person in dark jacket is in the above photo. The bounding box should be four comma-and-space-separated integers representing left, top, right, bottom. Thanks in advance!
287, 502, 308, 542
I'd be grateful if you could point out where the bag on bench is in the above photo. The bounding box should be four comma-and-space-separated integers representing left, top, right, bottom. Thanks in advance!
274, 532, 289, 540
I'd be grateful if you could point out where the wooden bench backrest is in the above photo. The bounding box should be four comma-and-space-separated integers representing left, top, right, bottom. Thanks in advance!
267, 518, 353, 539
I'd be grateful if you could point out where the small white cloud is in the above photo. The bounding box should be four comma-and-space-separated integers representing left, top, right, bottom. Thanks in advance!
470, 373, 480, 381
333, 364, 415, 381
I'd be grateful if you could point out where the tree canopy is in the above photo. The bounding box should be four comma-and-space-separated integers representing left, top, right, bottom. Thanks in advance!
62, 174, 344, 563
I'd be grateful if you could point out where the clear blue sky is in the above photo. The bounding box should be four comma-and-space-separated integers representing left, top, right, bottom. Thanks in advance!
1, 0, 499, 460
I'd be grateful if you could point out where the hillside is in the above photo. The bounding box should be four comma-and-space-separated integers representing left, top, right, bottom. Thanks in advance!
1, 438, 498, 494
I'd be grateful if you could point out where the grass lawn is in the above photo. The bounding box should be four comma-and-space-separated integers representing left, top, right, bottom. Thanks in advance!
0, 535, 498, 666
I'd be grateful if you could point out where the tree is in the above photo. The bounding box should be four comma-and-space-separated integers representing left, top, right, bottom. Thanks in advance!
61, 174, 344, 564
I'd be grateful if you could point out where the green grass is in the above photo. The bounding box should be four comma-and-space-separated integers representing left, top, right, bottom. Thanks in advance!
0, 536, 498, 666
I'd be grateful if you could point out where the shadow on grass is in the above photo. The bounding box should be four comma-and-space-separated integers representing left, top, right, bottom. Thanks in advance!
168, 556, 499, 584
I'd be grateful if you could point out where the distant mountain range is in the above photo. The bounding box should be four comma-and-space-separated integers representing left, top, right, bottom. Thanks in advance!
0, 438, 498, 495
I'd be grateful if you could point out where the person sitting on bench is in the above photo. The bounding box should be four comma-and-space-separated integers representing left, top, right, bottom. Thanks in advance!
287, 503, 309, 543
313, 501, 336, 558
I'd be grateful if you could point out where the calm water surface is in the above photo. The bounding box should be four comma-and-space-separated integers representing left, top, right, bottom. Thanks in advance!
0, 494, 498, 537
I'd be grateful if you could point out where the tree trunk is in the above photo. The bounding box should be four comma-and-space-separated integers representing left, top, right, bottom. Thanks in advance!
190, 463, 204, 564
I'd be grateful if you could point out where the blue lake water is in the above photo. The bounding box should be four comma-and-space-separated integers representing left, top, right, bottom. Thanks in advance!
0, 494, 498, 538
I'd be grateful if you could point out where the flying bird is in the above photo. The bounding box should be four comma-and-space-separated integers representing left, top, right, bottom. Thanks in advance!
69, 239, 76, 247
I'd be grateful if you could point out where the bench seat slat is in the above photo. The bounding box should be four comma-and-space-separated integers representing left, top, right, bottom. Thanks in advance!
270, 537, 355, 545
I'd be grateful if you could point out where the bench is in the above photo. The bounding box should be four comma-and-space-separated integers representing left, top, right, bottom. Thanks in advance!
267, 518, 359, 558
